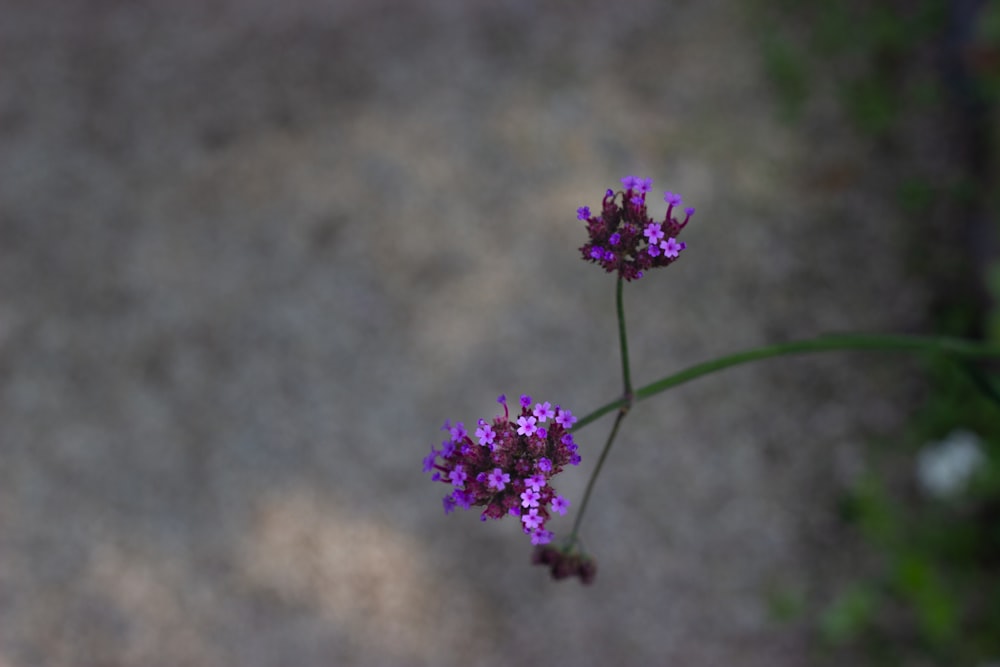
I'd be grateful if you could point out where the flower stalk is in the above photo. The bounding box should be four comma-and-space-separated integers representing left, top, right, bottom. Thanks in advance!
427, 175, 1000, 584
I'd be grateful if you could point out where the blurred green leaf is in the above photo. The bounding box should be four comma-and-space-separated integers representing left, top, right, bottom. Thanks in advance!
813, 0, 852, 56
843, 473, 899, 548
891, 553, 958, 646
842, 76, 896, 137
897, 178, 935, 215
761, 34, 809, 121
767, 587, 806, 622
821, 583, 879, 644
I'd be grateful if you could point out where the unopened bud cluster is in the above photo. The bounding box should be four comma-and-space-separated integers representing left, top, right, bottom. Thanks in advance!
532, 544, 597, 584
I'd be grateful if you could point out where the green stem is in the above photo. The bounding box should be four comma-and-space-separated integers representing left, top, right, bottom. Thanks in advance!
565, 277, 634, 546
616, 276, 633, 401
567, 407, 626, 544
562, 332, 1000, 547
572, 333, 1000, 432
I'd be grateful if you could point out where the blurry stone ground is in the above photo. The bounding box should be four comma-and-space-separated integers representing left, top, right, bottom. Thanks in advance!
0, 1, 964, 666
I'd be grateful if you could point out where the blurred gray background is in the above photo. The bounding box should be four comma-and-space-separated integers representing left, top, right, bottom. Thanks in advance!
0, 1, 953, 665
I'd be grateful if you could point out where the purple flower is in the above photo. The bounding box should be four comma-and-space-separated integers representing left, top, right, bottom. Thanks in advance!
576, 206, 591, 221
516, 415, 537, 436
449, 464, 468, 488
449, 421, 467, 440
530, 528, 554, 545
644, 222, 664, 243
527, 473, 546, 491
521, 509, 543, 530
630, 195, 643, 206
638, 178, 652, 193
533, 401, 554, 423
453, 490, 472, 510
422, 446, 438, 473
488, 468, 511, 491
552, 495, 570, 515
608, 232, 621, 246
520, 489, 541, 508
443, 495, 457, 514
475, 420, 496, 447
538, 457, 552, 473
621, 175, 639, 190
555, 409, 577, 429
664, 191, 682, 207
685, 207, 695, 217
661, 237, 684, 258
441, 440, 456, 458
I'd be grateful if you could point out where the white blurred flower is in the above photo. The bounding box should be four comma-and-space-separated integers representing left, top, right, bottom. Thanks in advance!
916, 430, 986, 499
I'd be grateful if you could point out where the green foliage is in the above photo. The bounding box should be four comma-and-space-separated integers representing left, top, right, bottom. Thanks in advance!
842, 76, 896, 138
973, 2, 1000, 102
896, 178, 936, 216
755, 0, 949, 138
829, 359, 1000, 665
890, 553, 958, 646
767, 587, 807, 622
760, 33, 809, 121
820, 583, 879, 645
988, 261, 1000, 343
754, 3, 1000, 662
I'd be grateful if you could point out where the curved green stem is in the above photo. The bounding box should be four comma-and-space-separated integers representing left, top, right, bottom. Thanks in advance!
562, 332, 1000, 546
572, 333, 1000, 432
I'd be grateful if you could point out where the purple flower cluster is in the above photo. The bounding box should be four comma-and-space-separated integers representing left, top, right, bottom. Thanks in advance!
423, 394, 581, 546
578, 175, 695, 281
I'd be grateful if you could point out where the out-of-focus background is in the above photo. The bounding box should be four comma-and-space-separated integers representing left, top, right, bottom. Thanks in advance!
2, 1, 998, 665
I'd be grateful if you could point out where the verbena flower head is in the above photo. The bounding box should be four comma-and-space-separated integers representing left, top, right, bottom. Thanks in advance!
578, 176, 694, 281
424, 395, 581, 546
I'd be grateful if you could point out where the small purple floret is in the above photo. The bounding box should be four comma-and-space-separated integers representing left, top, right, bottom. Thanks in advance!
661, 237, 684, 258
533, 401, 554, 422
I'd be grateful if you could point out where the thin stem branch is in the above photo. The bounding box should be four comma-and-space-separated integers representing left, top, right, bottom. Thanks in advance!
567, 407, 626, 544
